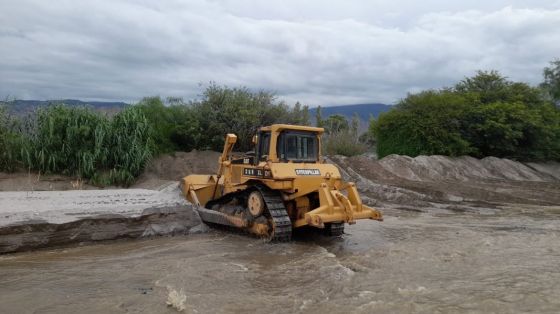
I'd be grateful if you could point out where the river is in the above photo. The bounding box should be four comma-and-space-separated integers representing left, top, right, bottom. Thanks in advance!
1, 206, 560, 313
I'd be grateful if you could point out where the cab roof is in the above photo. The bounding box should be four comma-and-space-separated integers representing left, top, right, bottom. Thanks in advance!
259, 124, 324, 134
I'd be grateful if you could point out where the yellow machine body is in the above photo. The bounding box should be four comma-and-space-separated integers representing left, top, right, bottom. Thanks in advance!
182, 124, 382, 241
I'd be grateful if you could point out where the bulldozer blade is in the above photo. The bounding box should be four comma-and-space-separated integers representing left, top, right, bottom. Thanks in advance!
195, 207, 270, 238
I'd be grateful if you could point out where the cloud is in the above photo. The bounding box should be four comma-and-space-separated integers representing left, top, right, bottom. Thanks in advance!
0, 1, 559, 105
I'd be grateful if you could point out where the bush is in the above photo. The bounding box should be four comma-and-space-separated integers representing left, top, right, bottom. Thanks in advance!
31, 105, 108, 177
10, 104, 155, 186
192, 84, 308, 151
374, 72, 560, 161
136, 97, 199, 153
0, 106, 25, 172
323, 131, 368, 157
102, 106, 153, 186
375, 91, 474, 158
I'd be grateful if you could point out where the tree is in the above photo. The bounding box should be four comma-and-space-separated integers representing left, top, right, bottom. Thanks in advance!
351, 113, 360, 141
375, 90, 473, 158
136, 97, 176, 153
315, 106, 323, 127
301, 104, 311, 126
375, 71, 560, 161
541, 59, 560, 105
290, 102, 311, 125
191, 84, 300, 151
323, 114, 349, 134
454, 70, 543, 107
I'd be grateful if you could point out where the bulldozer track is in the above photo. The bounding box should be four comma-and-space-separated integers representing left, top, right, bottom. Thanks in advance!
325, 222, 344, 236
256, 186, 292, 242
201, 185, 292, 242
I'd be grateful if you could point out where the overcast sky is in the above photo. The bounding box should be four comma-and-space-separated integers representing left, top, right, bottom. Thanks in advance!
1, 0, 560, 106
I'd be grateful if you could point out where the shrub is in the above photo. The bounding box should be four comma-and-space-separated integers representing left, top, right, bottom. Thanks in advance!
323, 130, 368, 157
192, 83, 308, 151
375, 91, 474, 158
374, 72, 560, 161
103, 106, 153, 186
13, 104, 154, 186
31, 104, 108, 177
0, 106, 25, 172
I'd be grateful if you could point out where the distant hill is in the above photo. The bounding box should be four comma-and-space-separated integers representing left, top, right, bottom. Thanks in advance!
309, 103, 392, 121
3, 100, 393, 125
3, 99, 129, 115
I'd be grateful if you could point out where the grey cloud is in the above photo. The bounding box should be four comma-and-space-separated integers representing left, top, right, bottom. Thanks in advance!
1, 1, 559, 105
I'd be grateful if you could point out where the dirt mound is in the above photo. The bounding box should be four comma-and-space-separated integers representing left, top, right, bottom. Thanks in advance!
0, 172, 101, 192
331, 154, 560, 210
0, 151, 221, 192
137, 150, 220, 182
376, 154, 559, 182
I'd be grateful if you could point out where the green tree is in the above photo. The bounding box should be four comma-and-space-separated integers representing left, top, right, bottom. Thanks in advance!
375, 71, 560, 161
192, 84, 296, 151
301, 105, 310, 126
136, 97, 177, 153
541, 59, 560, 105
455, 70, 542, 107
290, 102, 311, 126
376, 90, 473, 158
136, 96, 199, 153
323, 114, 349, 134
315, 106, 323, 127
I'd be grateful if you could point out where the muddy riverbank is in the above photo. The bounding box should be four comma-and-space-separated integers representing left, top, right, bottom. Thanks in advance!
1, 153, 559, 313
0, 183, 200, 253
1, 206, 559, 313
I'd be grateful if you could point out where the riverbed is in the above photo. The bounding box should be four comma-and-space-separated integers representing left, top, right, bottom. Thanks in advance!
1, 206, 559, 314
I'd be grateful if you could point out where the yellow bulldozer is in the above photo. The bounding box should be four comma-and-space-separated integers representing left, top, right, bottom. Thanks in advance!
182, 124, 382, 241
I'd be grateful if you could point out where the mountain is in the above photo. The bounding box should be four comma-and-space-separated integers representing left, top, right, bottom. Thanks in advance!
309, 103, 392, 121
3, 99, 129, 115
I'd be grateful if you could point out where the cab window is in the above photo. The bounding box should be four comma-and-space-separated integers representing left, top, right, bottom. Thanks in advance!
277, 131, 318, 162
257, 131, 271, 162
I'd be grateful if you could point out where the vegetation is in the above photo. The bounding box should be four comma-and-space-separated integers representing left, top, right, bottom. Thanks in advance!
0, 104, 153, 186
318, 113, 368, 156
0, 106, 25, 172
373, 70, 560, 161
541, 59, 560, 105
2, 59, 559, 185
0, 85, 310, 185
135, 84, 311, 153
136, 96, 198, 154
191, 84, 308, 152
323, 130, 367, 156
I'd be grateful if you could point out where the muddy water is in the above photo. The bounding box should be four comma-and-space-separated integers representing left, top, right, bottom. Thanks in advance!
1, 206, 560, 314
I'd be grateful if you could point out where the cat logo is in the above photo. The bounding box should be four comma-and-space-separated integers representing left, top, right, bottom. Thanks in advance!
295, 169, 321, 176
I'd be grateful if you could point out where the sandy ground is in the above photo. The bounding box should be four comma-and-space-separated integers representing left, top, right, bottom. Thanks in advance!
0, 152, 221, 253
0, 182, 200, 253
0, 150, 221, 192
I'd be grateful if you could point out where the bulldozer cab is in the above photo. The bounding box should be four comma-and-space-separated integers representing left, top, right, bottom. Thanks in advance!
254, 124, 323, 165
